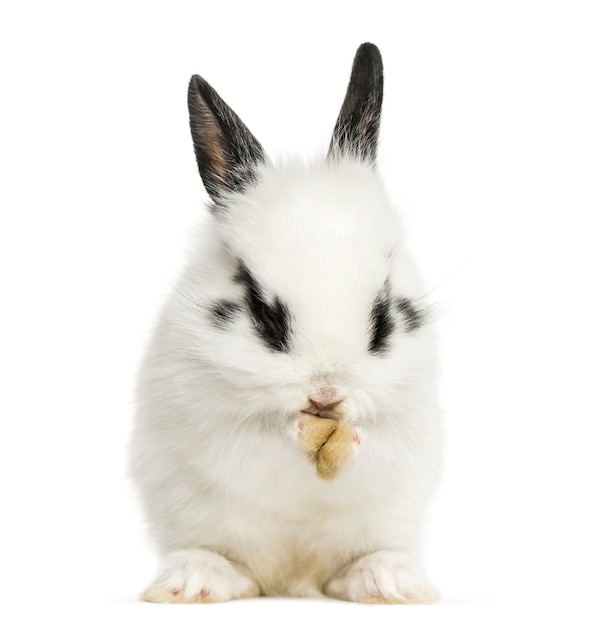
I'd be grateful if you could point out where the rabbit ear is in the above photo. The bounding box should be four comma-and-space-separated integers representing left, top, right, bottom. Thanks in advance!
188, 75, 265, 206
328, 43, 384, 163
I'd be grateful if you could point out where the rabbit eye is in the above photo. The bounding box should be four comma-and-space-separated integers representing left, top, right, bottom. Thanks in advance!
370, 279, 426, 354
235, 261, 291, 353
369, 294, 394, 354
253, 298, 290, 352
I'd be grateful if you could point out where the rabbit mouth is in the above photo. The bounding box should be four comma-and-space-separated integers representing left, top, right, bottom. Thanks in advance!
300, 405, 345, 422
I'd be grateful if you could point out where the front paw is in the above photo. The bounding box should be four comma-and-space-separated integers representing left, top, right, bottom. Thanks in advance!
324, 551, 439, 604
291, 415, 361, 480
142, 549, 259, 603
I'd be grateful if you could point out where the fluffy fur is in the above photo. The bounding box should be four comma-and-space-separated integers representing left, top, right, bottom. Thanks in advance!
130, 43, 443, 604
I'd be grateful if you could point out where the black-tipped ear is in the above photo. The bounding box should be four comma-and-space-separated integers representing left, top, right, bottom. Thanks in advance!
188, 75, 265, 206
328, 43, 384, 163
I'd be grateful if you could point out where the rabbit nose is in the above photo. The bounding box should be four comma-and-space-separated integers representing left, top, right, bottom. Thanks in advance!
303, 383, 345, 417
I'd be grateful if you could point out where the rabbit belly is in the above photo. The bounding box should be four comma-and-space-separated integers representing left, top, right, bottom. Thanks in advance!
132, 424, 436, 598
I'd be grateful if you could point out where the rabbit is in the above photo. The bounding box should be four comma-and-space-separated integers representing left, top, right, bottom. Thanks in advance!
130, 42, 444, 604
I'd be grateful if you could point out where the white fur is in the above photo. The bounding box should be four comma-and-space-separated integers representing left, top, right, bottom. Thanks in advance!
130, 158, 443, 602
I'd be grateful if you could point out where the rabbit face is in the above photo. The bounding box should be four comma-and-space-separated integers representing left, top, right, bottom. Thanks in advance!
207, 161, 428, 424
167, 43, 434, 432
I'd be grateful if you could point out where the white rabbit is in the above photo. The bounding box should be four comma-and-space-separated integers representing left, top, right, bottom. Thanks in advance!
130, 42, 443, 604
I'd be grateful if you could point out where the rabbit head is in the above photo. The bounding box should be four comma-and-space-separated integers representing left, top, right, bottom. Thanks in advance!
172, 43, 435, 432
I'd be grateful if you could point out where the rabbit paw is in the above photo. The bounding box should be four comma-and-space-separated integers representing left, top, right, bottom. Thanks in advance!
324, 550, 439, 604
292, 414, 361, 480
142, 549, 259, 603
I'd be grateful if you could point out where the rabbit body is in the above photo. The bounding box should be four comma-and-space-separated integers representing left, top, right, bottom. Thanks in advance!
130, 44, 443, 603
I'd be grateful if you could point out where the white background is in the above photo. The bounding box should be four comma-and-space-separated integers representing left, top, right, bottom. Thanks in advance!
1, 1, 598, 624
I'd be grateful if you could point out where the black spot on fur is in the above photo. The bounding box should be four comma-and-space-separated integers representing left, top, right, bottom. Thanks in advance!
370, 287, 426, 353
235, 262, 291, 353
369, 292, 395, 354
209, 300, 242, 328
396, 298, 424, 332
